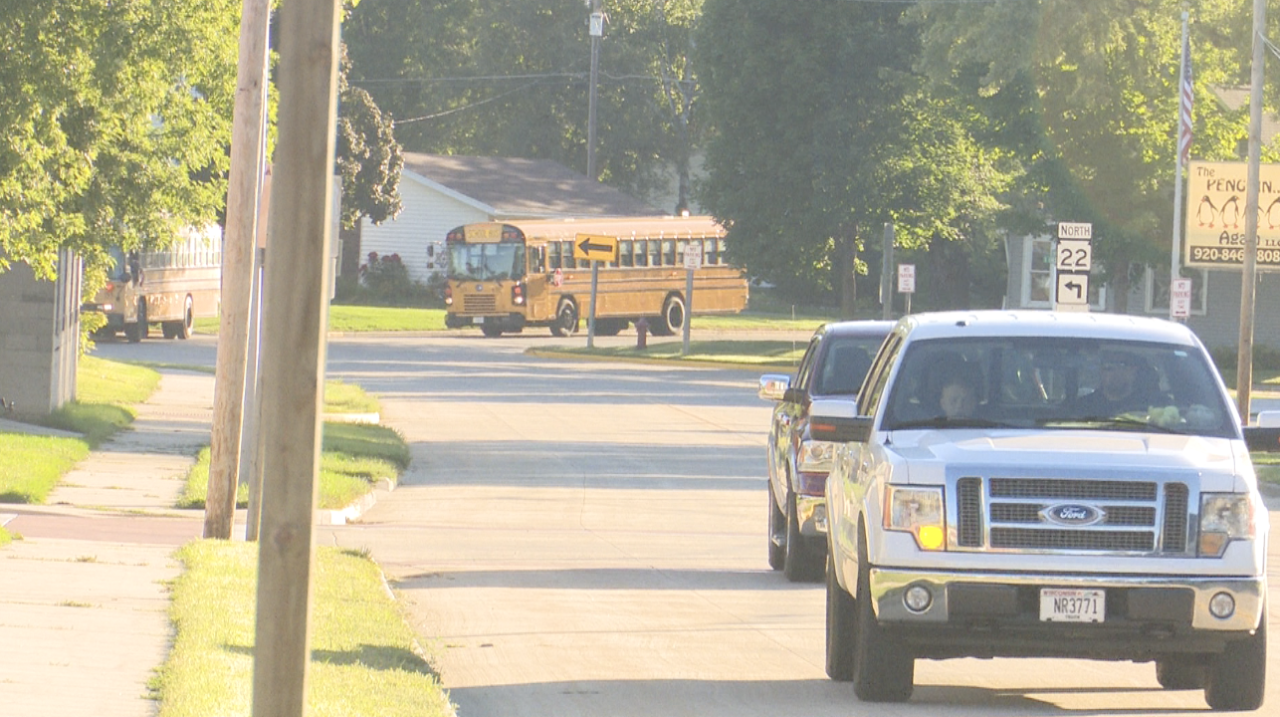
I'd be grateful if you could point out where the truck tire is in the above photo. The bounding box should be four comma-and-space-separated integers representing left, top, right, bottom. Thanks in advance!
656, 294, 685, 336
1204, 615, 1266, 711
551, 299, 579, 337
784, 491, 824, 582
852, 531, 914, 702
1155, 657, 1204, 690
767, 489, 785, 571
825, 550, 856, 681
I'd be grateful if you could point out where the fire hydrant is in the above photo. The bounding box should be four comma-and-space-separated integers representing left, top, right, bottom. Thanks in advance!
635, 317, 649, 349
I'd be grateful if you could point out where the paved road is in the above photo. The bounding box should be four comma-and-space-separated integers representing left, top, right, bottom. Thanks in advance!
93, 331, 1280, 715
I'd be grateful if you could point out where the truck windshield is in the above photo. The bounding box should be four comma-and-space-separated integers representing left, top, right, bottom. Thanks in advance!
448, 243, 525, 282
881, 337, 1236, 438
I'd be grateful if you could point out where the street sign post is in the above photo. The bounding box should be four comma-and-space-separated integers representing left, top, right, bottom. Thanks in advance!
898, 264, 915, 314
1055, 222, 1092, 312
1171, 277, 1193, 319
575, 234, 617, 348
573, 233, 618, 263
682, 243, 702, 354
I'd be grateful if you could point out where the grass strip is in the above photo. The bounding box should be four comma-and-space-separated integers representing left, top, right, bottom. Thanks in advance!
154, 541, 453, 717
0, 526, 12, 546
325, 380, 381, 415
0, 433, 91, 503
540, 338, 807, 367
177, 423, 407, 510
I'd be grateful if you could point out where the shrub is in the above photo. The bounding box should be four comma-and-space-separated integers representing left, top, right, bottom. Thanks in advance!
1210, 344, 1280, 374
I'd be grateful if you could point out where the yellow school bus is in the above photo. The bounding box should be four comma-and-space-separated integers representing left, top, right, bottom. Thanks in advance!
443, 215, 748, 337
83, 225, 222, 342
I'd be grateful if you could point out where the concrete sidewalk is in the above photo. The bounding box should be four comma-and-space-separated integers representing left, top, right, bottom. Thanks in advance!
0, 370, 213, 717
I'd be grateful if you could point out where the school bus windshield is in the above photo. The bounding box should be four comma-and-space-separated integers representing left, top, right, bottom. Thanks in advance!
448, 242, 525, 282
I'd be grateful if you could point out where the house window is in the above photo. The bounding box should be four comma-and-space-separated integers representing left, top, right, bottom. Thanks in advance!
1146, 267, 1207, 315
1020, 235, 1106, 309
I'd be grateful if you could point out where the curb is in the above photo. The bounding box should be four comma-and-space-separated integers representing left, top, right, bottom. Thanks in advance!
316, 477, 396, 526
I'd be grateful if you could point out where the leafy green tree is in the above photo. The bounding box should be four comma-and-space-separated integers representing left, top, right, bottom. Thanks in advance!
697, 0, 1013, 309
342, 0, 703, 208
0, 0, 239, 279
912, 0, 1257, 306
337, 43, 404, 230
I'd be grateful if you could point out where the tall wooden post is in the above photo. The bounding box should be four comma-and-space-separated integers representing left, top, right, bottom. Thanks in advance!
205, 0, 271, 539
250, 0, 341, 714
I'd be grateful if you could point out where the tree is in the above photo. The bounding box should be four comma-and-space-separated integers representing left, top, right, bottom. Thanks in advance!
697, 0, 1013, 308
0, 0, 239, 279
341, 0, 704, 208
336, 43, 404, 230
912, 0, 1257, 304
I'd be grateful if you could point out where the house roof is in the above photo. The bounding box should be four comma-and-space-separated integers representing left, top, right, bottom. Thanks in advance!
399, 153, 661, 219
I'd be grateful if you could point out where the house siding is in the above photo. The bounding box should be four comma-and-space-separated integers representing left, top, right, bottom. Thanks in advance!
1005, 233, 1280, 351
359, 180, 489, 284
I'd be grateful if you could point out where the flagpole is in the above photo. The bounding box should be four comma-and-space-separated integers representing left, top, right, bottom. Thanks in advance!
1169, 10, 1190, 319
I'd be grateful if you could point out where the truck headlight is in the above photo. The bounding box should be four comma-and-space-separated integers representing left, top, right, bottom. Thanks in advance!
797, 440, 835, 475
1199, 493, 1255, 557
885, 486, 946, 551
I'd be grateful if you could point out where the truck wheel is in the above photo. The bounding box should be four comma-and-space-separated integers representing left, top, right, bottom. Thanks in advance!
481, 324, 503, 338
852, 532, 914, 702
125, 301, 147, 343
767, 489, 785, 571
825, 550, 856, 681
550, 300, 578, 337
1204, 614, 1266, 711
177, 294, 194, 339
1155, 657, 1205, 690
784, 492, 824, 582
656, 294, 685, 335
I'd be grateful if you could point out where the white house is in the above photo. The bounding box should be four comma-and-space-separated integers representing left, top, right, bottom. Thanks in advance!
347, 153, 659, 284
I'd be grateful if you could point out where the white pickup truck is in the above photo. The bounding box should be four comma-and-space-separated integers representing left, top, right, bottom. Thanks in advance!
812, 310, 1280, 710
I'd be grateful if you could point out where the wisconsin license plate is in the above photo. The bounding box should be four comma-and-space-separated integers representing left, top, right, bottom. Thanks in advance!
1039, 588, 1104, 622
473, 317, 485, 324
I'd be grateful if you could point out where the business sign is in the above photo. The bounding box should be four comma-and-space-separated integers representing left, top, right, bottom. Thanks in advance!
1170, 277, 1193, 319
898, 264, 915, 294
573, 233, 618, 263
1184, 161, 1280, 270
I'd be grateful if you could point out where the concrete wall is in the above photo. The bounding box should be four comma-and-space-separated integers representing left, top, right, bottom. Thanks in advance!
0, 251, 81, 416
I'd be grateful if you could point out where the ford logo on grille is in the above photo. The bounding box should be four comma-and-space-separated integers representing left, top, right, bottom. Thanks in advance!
1041, 504, 1105, 527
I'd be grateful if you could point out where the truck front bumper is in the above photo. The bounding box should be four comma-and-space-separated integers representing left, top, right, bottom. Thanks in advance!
867, 567, 1265, 659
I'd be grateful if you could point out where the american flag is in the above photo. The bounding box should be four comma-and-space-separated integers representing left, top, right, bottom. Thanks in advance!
1178, 34, 1193, 165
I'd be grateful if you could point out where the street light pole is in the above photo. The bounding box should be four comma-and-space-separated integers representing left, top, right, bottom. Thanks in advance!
1237, 0, 1266, 422
587, 0, 603, 180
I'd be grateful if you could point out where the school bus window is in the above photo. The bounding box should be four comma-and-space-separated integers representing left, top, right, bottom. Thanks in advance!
619, 240, 634, 267
704, 237, 717, 265
649, 239, 662, 267
663, 240, 676, 265
635, 240, 648, 267
717, 238, 728, 264
676, 240, 688, 263
549, 241, 562, 269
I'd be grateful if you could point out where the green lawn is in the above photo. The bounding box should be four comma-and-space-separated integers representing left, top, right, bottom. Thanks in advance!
153, 541, 452, 717
541, 338, 809, 368
178, 415, 407, 511
0, 356, 159, 503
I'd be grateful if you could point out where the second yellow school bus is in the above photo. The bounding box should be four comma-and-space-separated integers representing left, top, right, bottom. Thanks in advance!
443, 215, 748, 337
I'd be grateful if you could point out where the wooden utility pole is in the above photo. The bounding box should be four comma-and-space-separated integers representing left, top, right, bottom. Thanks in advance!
250, 0, 340, 713
206, 0, 271, 539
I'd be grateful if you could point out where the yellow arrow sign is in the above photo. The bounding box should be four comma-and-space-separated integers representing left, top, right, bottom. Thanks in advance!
573, 233, 618, 263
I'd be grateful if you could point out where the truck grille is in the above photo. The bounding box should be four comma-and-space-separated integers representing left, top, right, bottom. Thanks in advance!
463, 295, 496, 313
954, 476, 1192, 555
